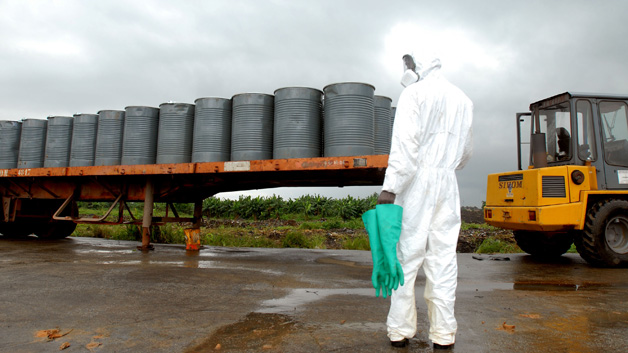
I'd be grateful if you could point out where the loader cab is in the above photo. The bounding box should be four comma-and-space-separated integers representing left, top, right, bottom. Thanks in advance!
517, 92, 628, 190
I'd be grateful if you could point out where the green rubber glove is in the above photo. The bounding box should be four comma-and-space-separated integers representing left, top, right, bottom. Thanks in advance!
375, 204, 405, 293
362, 209, 388, 298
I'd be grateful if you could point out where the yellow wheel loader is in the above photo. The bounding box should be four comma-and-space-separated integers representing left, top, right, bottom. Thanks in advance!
484, 92, 628, 267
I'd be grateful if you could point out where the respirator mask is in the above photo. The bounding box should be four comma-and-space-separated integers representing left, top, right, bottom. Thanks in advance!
400, 54, 419, 87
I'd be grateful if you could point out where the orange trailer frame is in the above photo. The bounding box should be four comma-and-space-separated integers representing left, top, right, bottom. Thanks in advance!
0, 155, 388, 250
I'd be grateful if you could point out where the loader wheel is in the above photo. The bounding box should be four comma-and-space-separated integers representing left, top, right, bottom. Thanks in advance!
574, 199, 628, 267
513, 230, 573, 258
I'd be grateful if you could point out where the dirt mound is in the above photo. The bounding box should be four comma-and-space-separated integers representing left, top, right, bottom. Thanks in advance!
461, 206, 485, 224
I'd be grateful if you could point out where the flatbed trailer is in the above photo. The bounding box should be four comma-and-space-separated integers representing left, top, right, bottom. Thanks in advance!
0, 155, 388, 250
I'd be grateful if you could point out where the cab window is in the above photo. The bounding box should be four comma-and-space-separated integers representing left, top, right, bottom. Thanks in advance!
599, 101, 628, 166
576, 100, 597, 161
539, 102, 571, 163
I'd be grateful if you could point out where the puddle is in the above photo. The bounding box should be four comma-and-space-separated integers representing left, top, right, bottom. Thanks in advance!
74, 249, 136, 255
258, 288, 373, 314
184, 312, 298, 352
92, 260, 142, 265
90, 258, 284, 275
316, 257, 370, 269
459, 282, 514, 292
513, 282, 603, 291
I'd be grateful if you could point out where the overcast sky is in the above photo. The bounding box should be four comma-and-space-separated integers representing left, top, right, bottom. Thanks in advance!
1, 0, 627, 207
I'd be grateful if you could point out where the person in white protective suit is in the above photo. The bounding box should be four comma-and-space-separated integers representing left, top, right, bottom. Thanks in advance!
378, 51, 473, 350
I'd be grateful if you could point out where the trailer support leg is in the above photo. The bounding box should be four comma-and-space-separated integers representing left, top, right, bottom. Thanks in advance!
185, 201, 203, 251
139, 179, 155, 251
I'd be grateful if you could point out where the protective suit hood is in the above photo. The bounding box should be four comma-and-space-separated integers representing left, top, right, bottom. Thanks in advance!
407, 51, 442, 81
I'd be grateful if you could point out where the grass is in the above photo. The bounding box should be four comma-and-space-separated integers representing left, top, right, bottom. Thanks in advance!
73, 201, 521, 253
74, 224, 141, 241
202, 231, 279, 248
475, 237, 522, 254
460, 222, 499, 231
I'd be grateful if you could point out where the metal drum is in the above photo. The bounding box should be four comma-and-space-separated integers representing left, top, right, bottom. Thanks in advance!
231, 93, 274, 161
70, 114, 98, 167
0, 121, 22, 169
323, 82, 375, 157
374, 96, 392, 155
95, 110, 125, 166
121, 106, 159, 165
391, 107, 396, 131
17, 119, 47, 168
390, 106, 396, 148
156, 103, 195, 164
44, 116, 73, 168
192, 97, 232, 162
273, 87, 323, 159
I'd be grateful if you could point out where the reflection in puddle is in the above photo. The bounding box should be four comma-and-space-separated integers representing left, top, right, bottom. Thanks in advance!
258, 288, 373, 314
91, 258, 284, 275
461, 281, 610, 292
94, 260, 142, 265
513, 282, 602, 291
75, 249, 136, 255
316, 257, 370, 269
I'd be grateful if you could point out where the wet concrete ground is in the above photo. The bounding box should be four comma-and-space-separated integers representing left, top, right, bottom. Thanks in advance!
0, 236, 627, 353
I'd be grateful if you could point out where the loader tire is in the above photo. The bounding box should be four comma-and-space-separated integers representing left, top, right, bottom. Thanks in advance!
513, 230, 573, 258
574, 199, 628, 267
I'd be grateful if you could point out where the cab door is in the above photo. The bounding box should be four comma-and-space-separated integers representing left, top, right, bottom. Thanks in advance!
598, 100, 628, 189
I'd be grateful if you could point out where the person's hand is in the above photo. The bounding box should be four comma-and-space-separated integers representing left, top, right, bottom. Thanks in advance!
377, 191, 396, 204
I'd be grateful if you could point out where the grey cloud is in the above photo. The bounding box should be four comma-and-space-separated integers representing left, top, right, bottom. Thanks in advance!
1, 0, 627, 206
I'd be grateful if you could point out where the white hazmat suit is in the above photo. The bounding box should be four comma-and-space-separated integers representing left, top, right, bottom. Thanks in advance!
382, 53, 473, 346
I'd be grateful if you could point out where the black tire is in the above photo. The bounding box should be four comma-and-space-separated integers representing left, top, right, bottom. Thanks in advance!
34, 221, 77, 239
574, 199, 628, 267
513, 230, 573, 258
0, 221, 36, 238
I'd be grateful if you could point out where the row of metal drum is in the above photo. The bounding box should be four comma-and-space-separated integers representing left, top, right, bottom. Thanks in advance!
0, 83, 395, 169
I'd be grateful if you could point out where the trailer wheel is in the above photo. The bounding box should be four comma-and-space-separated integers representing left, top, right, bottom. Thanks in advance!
574, 199, 628, 267
513, 230, 573, 258
0, 222, 36, 238
34, 221, 77, 239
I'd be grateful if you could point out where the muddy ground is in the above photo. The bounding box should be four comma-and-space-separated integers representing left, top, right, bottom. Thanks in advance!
2, 237, 625, 352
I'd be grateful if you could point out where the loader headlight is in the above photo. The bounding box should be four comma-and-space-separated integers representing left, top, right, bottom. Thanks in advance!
571, 170, 585, 185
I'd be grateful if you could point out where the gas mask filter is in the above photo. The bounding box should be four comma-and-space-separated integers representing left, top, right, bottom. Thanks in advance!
400, 54, 419, 87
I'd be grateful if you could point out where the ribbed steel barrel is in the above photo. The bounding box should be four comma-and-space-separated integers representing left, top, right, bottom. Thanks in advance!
17, 119, 47, 168
273, 87, 323, 159
70, 113, 98, 167
156, 103, 195, 164
44, 116, 73, 168
231, 93, 274, 161
323, 82, 375, 157
192, 97, 232, 162
0, 121, 22, 169
121, 106, 159, 165
95, 110, 125, 166
390, 106, 396, 146
374, 96, 392, 155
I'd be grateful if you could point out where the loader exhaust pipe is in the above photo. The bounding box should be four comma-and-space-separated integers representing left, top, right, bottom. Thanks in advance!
531, 133, 548, 168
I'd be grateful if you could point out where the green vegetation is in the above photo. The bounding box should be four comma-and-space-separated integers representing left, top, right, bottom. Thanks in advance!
460, 222, 498, 231
475, 237, 521, 254
73, 194, 523, 254
202, 194, 377, 220
73, 195, 377, 250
